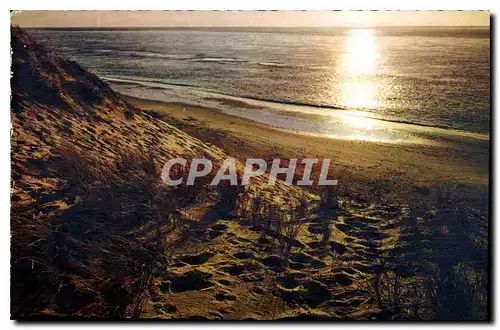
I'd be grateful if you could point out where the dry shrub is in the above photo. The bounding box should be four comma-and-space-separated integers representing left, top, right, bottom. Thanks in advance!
11, 145, 186, 318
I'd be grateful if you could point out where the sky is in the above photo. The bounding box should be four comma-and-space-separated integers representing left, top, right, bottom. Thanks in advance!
11, 11, 490, 28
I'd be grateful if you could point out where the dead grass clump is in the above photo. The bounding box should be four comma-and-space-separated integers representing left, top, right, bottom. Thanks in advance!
11, 145, 189, 318
374, 201, 488, 320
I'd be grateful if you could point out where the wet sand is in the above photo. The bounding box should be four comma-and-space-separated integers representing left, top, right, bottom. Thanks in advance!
121, 94, 489, 207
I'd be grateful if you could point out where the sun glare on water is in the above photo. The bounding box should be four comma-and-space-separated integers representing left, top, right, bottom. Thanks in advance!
340, 29, 379, 110
344, 29, 377, 75
344, 114, 374, 130
328, 29, 390, 141
334, 29, 382, 140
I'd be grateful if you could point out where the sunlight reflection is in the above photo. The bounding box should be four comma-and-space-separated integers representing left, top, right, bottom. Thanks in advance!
327, 29, 386, 141
340, 80, 378, 109
344, 114, 374, 130
344, 29, 377, 75
339, 29, 379, 110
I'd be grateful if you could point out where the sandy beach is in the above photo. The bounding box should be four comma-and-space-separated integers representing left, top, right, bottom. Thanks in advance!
121, 94, 489, 208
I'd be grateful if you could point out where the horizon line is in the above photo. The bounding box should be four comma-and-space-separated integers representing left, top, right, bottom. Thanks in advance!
16, 25, 490, 29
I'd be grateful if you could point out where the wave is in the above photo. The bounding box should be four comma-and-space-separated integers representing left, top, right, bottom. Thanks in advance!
104, 75, 454, 132
95, 48, 473, 85
93, 48, 254, 64
103, 76, 201, 90
257, 62, 288, 68
103, 75, 490, 139
92, 48, 195, 60
193, 57, 248, 63
103, 75, 347, 110
124, 51, 194, 60
92, 48, 332, 70
93, 49, 115, 54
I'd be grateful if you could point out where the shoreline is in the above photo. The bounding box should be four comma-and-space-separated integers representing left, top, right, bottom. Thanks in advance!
107, 78, 489, 142
121, 93, 489, 208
